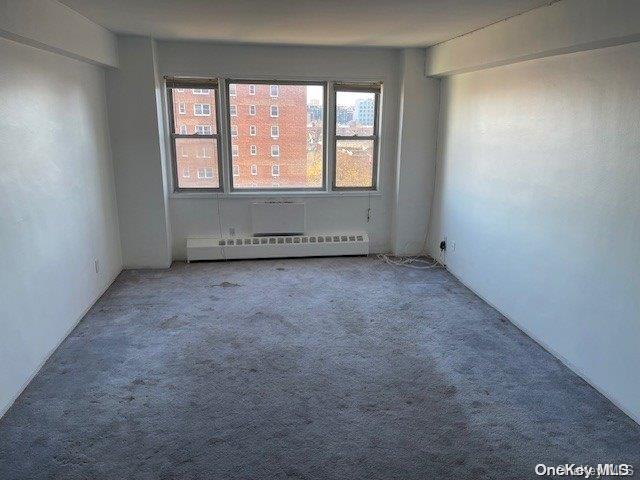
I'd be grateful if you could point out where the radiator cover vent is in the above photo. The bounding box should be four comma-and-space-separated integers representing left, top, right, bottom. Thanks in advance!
187, 233, 369, 262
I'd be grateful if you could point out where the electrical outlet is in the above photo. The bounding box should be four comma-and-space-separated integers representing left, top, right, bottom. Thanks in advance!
94, 259, 99, 273
229, 227, 235, 237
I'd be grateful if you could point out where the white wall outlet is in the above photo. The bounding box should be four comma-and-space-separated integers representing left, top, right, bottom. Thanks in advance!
94, 259, 99, 273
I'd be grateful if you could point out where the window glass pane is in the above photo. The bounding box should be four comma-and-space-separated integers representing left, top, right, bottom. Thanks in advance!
228, 83, 324, 189
336, 91, 375, 136
171, 87, 217, 134
175, 138, 219, 189
335, 139, 374, 188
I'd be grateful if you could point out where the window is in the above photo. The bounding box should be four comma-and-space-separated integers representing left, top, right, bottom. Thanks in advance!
233, 165, 240, 176
227, 81, 324, 190
229, 84, 236, 96
194, 103, 211, 116
249, 105, 256, 116
271, 164, 280, 176
230, 105, 237, 116
333, 85, 380, 189
195, 125, 212, 135
251, 164, 257, 175
167, 79, 221, 190
231, 125, 238, 137
232, 145, 239, 157
176, 88, 185, 93
249, 84, 256, 95
198, 167, 214, 179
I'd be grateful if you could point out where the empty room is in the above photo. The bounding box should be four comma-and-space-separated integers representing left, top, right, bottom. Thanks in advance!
1, 0, 639, 478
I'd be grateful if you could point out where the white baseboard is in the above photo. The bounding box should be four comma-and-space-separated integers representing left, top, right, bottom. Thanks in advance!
442, 264, 640, 426
0, 268, 123, 420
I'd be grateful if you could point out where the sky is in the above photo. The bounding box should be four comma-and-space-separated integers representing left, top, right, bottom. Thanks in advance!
306, 86, 373, 107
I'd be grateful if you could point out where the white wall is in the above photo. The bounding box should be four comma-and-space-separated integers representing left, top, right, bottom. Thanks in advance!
428, 42, 640, 422
0, 38, 122, 416
106, 36, 172, 268
156, 41, 402, 257
392, 49, 439, 255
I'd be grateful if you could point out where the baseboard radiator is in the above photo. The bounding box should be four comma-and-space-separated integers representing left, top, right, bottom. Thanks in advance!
187, 233, 369, 262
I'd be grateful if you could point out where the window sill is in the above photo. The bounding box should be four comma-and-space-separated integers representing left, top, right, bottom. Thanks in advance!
170, 190, 382, 200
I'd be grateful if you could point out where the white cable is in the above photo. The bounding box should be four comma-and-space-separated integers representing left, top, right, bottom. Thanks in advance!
376, 253, 441, 269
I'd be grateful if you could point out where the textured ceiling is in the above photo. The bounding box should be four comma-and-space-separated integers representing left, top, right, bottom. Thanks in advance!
59, 0, 550, 47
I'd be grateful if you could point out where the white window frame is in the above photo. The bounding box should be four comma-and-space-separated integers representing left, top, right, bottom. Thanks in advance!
249, 125, 257, 136
231, 125, 238, 137
232, 144, 239, 157
251, 164, 258, 175
194, 103, 211, 116
249, 105, 256, 116
230, 105, 237, 117
271, 125, 279, 138
197, 167, 214, 179
271, 164, 280, 176
192, 88, 210, 95
271, 145, 280, 157
270, 85, 279, 97
179, 125, 188, 134
233, 165, 240, 177
178, 102, 186, 114
270, 105, 279, 117
249, 84, 256, 95
250, 145, 257, 156
229, 84, 237, 96
182, 166, 190, 178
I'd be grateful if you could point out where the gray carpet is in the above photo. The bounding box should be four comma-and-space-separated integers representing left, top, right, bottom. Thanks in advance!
1, 256, 638, 479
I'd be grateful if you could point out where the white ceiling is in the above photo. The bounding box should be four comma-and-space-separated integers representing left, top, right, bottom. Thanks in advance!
58, 0, 550, 47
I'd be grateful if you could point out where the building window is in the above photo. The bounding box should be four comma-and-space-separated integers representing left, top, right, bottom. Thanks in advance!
229, 84, 236, 96
168, 79, 221, 190
195, 125, 212, 135
333, 85, 380, 190
194, 103, 211, 116
230, 105, 237, 116
271, 164, 280, 176
251, 164, 258, 175
233, 165, 240, 176
231, 125, 238, 137
226, 81, 324, 190
232, 145, 239, 157
249, 84, 256, 95
198, 167, 214, 179
176, 88, 185, 92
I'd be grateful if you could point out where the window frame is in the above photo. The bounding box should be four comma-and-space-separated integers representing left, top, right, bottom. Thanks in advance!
331, 84, 381, 191
166, 78, 223, 193
224, 79, 327, 192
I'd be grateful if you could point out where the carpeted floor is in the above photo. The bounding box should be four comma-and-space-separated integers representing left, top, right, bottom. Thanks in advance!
1, 256, 638, 479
